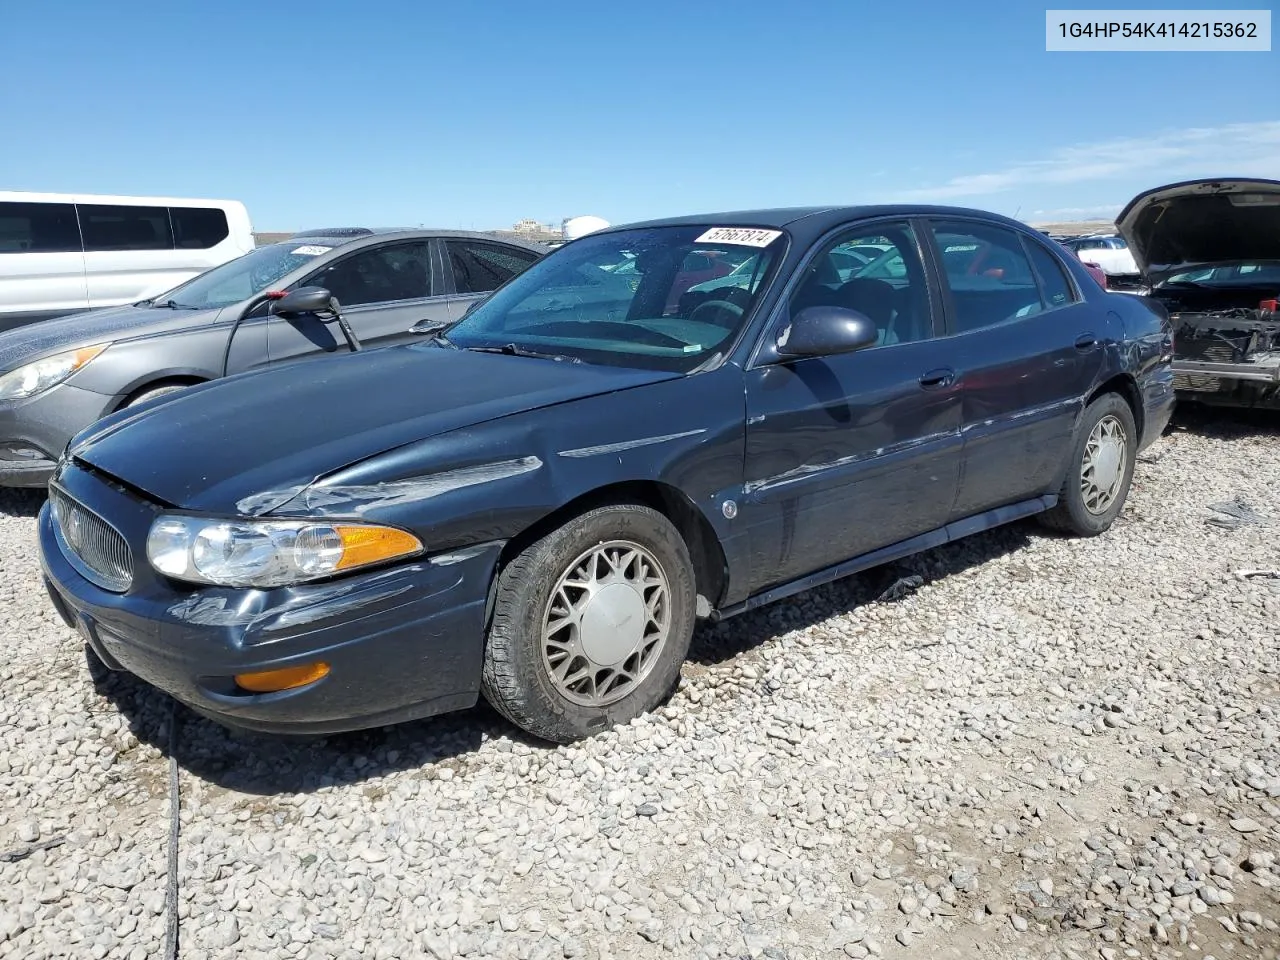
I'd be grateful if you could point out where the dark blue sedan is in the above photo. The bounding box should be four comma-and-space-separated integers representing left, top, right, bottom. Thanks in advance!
38, 205, 1175, 743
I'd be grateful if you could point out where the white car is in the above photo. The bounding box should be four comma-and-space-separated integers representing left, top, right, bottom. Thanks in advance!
0, 191, 254, 332
1060, 235, 1140, 286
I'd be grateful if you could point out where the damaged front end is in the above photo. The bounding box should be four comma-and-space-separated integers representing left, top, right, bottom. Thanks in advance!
1164, 292, 1280, 407
1115, 177, 1280, 408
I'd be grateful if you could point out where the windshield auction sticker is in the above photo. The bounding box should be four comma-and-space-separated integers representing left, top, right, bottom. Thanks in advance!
291, 245, 333, 256
1046, 9, 1271, 50
695, 227, 783, 247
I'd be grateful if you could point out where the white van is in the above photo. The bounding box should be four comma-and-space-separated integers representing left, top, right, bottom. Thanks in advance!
0, 191, 254, 331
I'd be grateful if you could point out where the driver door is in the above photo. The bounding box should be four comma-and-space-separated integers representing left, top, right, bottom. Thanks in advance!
739, 221, 963, 593
267, 240, 444, 367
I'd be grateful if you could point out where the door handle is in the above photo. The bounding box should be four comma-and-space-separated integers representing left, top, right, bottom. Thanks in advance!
918, 367, 955, 389
1075, 333, 1099, 350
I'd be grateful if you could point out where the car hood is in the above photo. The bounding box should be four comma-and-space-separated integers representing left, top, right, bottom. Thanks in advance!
1116, 178, 1280, 283
0, 303, 222, 373
69, 344, 681, 513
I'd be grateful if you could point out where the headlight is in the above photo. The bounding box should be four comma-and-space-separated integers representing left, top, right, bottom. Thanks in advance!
0, 344, 109, 401
146, 515, 423, 588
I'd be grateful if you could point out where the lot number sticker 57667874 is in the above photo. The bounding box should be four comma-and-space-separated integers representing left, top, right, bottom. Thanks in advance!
695, 227, 783, 248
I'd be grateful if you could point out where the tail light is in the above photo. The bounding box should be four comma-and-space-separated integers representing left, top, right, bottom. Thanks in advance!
1260, 298, 1278, 314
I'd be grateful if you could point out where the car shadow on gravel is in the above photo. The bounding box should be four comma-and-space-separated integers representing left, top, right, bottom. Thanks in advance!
687, 519, 1035, 667
87, 650, 542, 797
0, 488, 47, 519
1168, 402, 1280, 440
90, 519, 1036, 796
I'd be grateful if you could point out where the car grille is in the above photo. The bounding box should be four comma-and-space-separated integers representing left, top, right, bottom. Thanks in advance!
50, 486, 133, 592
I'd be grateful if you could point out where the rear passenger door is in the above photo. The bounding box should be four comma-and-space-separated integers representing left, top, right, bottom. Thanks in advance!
441, 240, 541, 319
923, 220, 1111, 519
268, 240, 445, 365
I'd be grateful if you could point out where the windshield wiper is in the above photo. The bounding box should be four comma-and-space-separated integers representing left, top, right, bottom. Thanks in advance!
463, 343, 581, 363
155, 299, 200, 310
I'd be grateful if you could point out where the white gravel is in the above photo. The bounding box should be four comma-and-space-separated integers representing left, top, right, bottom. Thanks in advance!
1, 407, 1277, 960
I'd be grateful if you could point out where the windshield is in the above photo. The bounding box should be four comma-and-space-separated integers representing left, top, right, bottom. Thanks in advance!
1162, 262, 1280, 286
148, 242, 336, 310
443, 225, 785, 371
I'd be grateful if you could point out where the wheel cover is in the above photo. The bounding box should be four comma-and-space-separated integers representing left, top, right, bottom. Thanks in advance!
540, 540, 672, 707
1080, 414, 1128, 515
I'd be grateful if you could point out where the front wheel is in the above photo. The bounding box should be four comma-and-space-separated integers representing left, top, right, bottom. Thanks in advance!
1040, 393, 1137, 536
480, 504, 696, 743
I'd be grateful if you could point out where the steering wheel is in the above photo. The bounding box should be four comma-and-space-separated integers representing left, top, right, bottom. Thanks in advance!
688, 298, 745, 328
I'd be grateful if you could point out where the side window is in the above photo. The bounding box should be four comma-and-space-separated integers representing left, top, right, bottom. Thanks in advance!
1024, 240, 1077, 309
306, 241, 432, 307
447, 241, 538, 294
929, 221, 1042, 333
78, 204, 173, 251
788, 222, 933, 347
0, 201, 82, 253
170, 207, 229, 249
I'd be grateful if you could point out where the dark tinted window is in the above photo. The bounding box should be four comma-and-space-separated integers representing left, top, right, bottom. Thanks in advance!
0, 201, 82, 253
171, 207, 229, 249
305, 241, 432, 306
788, 222, 933, 346
930, 221, 1042, 333
78, 204, 173, 251
447, 241, 540, 294
1024, 240, 1077, 309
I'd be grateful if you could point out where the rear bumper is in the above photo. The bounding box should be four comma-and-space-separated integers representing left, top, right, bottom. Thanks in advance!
1139, 365, 1177, 449
37, 469, 501, 735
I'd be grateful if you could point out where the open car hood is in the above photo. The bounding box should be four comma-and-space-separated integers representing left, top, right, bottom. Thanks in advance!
1116, 178, 1280, 283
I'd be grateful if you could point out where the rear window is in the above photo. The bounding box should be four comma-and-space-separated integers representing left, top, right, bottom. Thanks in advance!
0, 201, 82, 253
79, 204, 173, 252
171, 207, 230, 249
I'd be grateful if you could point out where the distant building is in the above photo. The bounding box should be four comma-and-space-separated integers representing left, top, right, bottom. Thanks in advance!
512, 218, 556, 234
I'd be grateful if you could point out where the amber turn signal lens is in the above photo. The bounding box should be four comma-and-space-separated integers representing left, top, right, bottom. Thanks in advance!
333, 525, 422, 570
235, 661, 330, 693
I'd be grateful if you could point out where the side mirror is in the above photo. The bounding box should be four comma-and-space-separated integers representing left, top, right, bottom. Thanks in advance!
775, 305, 878, 358
270, 286, 334, 316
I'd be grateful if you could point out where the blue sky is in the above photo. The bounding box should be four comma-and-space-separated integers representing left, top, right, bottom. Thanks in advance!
2, 1, 1276, 229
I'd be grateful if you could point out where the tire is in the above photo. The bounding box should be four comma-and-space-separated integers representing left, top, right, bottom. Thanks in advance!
480, 503, 697, 743
125, 383, 191, 408
1039, 392, 1137, 536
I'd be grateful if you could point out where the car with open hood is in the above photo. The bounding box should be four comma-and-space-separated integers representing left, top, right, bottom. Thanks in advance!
0, 229, 544, 486
38, 205, 1174, 744
1116, 178, 1280, 408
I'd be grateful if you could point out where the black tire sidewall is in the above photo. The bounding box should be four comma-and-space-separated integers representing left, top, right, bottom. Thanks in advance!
1059, 394, 1138, 535
483, 504, 696, 742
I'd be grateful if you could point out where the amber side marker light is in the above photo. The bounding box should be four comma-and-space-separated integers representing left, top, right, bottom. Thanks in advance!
235, 662, 331, 693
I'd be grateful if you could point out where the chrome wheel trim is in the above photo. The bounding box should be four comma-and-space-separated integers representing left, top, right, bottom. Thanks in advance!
541, 540, 672, 707
1080, 414, 1128, 515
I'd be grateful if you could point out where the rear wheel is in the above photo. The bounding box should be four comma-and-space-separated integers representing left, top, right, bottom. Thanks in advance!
1040, 393, 1137, 536
481, 504, 696, 743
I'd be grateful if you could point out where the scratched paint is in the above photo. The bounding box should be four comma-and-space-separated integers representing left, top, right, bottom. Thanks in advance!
744, 429, 956, 494
237, 457, 543, 516
556, 429, 706, 459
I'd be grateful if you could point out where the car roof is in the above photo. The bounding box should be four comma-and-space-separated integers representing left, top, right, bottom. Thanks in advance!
275, 228, 547, 252
601, 205, 1040, 240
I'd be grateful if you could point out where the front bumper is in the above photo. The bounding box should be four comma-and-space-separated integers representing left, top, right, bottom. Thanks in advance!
38, 463, 501, 735
0, 383, 115, 488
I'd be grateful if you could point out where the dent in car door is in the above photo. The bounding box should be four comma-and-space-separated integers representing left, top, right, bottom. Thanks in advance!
267, 240, 447, 366
740, 220, 962, 594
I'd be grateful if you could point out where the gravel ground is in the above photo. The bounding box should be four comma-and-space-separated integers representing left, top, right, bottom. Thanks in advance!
1, 407, 1277, 960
